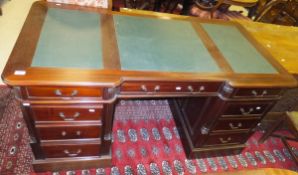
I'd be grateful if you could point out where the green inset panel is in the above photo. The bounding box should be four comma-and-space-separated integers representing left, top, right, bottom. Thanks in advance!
114, 15, 220, 73
202, 23, 277, 74
32, 8, 103, 69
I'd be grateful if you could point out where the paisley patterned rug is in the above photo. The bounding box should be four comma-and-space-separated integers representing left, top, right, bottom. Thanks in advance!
0, 87, 297, 175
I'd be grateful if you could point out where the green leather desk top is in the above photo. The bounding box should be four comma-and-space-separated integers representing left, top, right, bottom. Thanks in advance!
32, 8, 103, 69
202, 24, 277, 74
31, 7, 277, 74
114, 15, 220, 73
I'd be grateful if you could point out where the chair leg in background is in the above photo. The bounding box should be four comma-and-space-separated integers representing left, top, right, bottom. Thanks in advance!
258, 115, 285, 144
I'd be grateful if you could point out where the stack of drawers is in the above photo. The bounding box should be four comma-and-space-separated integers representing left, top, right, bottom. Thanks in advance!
201, 100, 274, 147
170, 84, 283, 157
18, 86, 112, 171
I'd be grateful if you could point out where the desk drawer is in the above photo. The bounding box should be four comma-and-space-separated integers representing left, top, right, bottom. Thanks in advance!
212, 118, 260, 132
31, 105, 103, 122
41, 142, 101, 158
203, 132, 248, 146
222, 102, 272, 117
36, 124, 101, 140
121, 81, 222, 93
23, 86, 103, 99
234, 88, 282, 98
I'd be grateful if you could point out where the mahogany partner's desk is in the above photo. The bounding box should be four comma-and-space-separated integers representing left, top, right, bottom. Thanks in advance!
2, 1, 297, 172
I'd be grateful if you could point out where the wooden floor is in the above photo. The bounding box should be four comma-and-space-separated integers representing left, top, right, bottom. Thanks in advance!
208, 168, 298, 175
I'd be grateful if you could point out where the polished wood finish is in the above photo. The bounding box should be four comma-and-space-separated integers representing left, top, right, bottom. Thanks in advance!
101, 14, 121, 70
2, 1, 297, 172
32, 155, 111, 172
120, 81, 222, 93
23, 86, 103, 99
36, 123, 102, 140
234, 19, 298, 75
41, 141, 102, 158
209, 168, 298, 175
30, 104, 103, 122
222, 101, 273, 116
212, 117, 260, 132
233, 87, 282, 98
191, 22, 234, 73
203, 132, 249, 146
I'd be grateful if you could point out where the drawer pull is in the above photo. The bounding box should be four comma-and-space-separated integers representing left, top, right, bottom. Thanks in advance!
187, 85, 194, 92
199, 86, 205, 92
63, 149, 81, 157
201, 126, 209, 135
176, 86, 182, 91
240, 108, 254, 115
61, 130, 81, 136
141, 85, 147, 92
219, 137, 232, 144
59, 112, 80, 121
54, 89, 78, 97
229, 122, 242, 129
251, 90, 267, 97
61, 131, 67, 136
154, 85, 160, 92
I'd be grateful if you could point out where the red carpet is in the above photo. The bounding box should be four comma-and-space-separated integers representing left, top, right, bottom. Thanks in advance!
0, 87, 297, 175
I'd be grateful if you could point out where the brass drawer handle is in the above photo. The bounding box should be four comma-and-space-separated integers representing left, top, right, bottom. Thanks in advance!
176, 86, 182, 91
240, 108, 254, 115
199, 86, 205, 92
59, 112, 80, 121
63, 149, 81, 157
229, 122, 242, 129
54, 89, 78, 97
187, 85, 193, 92
141, 85, 147, 92
219, 137, 232, 144
61, 130, 81, 136
251, 90, 267, 97
201, 126, 209, 135
154, 85, 160, 92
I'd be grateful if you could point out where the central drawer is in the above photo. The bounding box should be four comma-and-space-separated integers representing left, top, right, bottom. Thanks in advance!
30, 104, 103, 122
36, 124, 102, 140
120, 81, 222, 93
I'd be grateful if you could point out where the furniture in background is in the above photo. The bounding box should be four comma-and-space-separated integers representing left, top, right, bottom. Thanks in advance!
0, 0, 3, 16
193, 0, 258, 18
120, 0, 183, 13
254, 0, 298, 26
47, 0, 112, 9
2, 1, 297, 172
259, 111, 298, 166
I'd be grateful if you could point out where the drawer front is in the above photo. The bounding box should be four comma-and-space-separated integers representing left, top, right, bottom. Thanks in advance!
223, 102, 272, 116
121, 81, 222, 93
42, 143, 101, 158
212, 118, 260, 132
24, 86, 103, 98
36, 125, 101, 140
31, 105, 103, 122
204, 133, 248, 146
234, 88, 282, 98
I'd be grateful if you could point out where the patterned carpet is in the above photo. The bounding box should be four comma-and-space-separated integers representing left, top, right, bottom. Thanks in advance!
0, 86, 297, 175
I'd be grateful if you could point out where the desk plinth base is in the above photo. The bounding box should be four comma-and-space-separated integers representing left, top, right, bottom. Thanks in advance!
32, 154, 112, 172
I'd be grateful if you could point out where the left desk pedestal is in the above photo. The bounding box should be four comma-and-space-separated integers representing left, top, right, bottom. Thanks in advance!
16, 86, 114, 172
